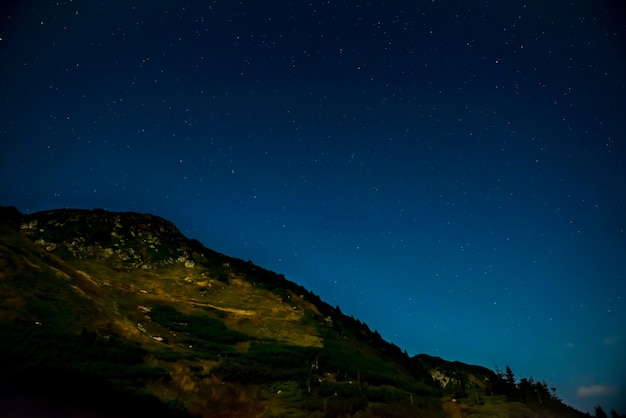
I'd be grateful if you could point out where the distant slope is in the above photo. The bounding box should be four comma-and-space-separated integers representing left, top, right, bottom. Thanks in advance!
0, 206, 588, 417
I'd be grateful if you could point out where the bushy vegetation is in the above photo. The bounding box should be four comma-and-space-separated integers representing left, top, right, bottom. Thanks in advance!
0, 320, 188, 417
0, 321, 163, 383
207, 334, 442, 416
140, 303, 443, 417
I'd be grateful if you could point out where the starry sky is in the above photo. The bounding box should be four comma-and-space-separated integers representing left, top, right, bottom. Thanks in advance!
1, 1, 625, 413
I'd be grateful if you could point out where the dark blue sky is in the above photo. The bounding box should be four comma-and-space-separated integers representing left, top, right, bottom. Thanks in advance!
1, 1, 625, 413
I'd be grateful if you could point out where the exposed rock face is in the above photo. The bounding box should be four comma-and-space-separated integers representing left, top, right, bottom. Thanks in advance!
430, 369, 452, 389
15, 208, 196, 270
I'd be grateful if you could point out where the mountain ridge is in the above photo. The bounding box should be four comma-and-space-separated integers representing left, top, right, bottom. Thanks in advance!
0, 205, 590, 417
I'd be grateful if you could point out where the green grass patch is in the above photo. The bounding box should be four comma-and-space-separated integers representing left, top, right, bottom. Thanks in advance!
147, 304, 249, 344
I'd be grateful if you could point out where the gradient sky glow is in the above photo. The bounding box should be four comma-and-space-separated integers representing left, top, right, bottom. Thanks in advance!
1, 1, 625, 413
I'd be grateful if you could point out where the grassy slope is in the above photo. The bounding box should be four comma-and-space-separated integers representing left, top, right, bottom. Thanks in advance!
0, 207, 590, 417
0, 211, 439, 417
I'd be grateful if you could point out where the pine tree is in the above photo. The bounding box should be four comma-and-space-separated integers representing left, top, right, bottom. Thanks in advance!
504, 365, 516, 397
493, 366, 506, 395
518, 377, 531, 403
596, 405, 608, 418
504, 365, 515, 386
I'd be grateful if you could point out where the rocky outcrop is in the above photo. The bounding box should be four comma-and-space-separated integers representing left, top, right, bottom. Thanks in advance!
13, 208, 196, 270
430, 369, 452, 389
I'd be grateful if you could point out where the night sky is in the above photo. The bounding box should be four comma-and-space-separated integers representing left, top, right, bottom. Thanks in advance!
1, 1, 625, 413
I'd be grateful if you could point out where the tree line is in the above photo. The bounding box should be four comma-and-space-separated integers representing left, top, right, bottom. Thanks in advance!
593, 404, 626, 418
492, 365, 557, 405
493, 366, 626, 418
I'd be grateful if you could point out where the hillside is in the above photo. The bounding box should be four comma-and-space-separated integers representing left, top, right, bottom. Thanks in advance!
0, 206, 590, 417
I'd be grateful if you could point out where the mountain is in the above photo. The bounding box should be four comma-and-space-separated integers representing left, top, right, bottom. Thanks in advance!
0, 206, 590, 417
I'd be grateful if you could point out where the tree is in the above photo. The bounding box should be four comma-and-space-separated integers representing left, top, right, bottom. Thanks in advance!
536, 381, 551, 405
494, 365, 503, 380
492, 366, 507, 395
504, 366, 516, 387
504, 365, 516, 397
596, 405, 608, 418
550, 385, 559, 401
518, 377, 532, 403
